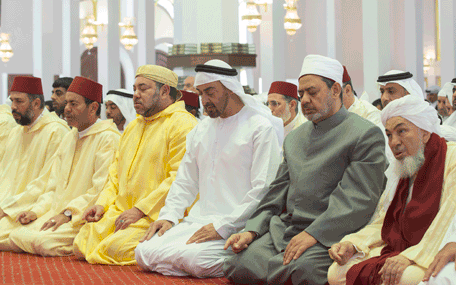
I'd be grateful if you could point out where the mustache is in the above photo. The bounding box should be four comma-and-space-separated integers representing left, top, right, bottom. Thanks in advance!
11, 110, 23, 116
203, 103, 216, 109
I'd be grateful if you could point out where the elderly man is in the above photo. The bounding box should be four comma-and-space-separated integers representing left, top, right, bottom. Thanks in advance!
223, 54, 387, 285
134, 60, 283, 278
51, 77, 73, 119
105, 89, 136, 133
267, 81, 307, 137
426, 85, 440, 109
0, 76, 69, 229
328, 95, 456, 285
438, 82, 455, 124
0, 100, 16, 157
0, 77, 120, 256
73, 65, 197, 265
180, 90, 201, 120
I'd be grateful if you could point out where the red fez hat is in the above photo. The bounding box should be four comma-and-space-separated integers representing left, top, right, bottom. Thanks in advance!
180, 90, 200, 108
343, 66, 351, 83
10, 76, 43, 95
268, 81, 298, 100
67, 76, 103, 103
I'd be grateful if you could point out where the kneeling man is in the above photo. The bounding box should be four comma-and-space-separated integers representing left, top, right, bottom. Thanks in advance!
223, 54, 387, 285
134, 60, 283, 277
328, 95, 456, 285
4, 77, 120, 256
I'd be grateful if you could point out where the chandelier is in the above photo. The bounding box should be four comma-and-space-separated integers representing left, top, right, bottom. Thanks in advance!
283, 0, 302, 36
81, 17, 99, 50
0, 33, 13, 62
119, 18, 138, 51
242, 0, 262, 33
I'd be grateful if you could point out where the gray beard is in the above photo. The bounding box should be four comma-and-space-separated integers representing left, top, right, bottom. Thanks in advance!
397, 146, 426, 178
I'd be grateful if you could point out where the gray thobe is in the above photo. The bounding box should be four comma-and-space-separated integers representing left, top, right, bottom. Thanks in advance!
223, 107, 387, 285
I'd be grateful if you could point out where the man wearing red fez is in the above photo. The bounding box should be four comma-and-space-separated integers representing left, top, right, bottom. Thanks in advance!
0, 76, 70, 251
73, 65, 197, 265
267, 81, 307, 137
180, 90, 201, 120
2, 76, 121, 257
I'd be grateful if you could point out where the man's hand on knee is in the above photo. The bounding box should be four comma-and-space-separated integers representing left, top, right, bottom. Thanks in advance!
16, 211, 37, 225
139, 220, 174, 242
224, 231, 257, 254
114, 207, 145, 232
283, 230, 317, 265
328, 241, 357, 265
82, 205, 105, 223
186, 223, 222, 244
422, 242, 456, 282
379, 255, 413, 285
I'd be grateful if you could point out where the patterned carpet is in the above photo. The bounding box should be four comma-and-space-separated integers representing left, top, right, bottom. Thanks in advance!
0, 251, 230, 285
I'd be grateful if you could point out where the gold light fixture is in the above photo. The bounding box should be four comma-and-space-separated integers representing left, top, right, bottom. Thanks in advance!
283, 0, 302, 36
242, 0, 262, 33
80, 0, 104, 50
119, 18, 138, 51
0, 33, 13, 62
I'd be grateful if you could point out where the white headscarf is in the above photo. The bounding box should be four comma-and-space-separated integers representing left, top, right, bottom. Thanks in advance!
105, 89, 136, 128
195, 60, 284, 146
378, 70, 424, 100
439, 82, 454, 105
381, 94, 441, 135
299, 54, 343, 86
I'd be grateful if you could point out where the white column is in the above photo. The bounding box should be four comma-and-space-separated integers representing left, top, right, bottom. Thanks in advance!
259, 1, 286, 92
33, 0, 58, 100
362, 0, 391, 102
404, 0, 425, 91
62, 0, 80, 77
98, 0, 121, 91
440, 0, 456, 84
326, 0, 336, 59
137, 0, 155, 66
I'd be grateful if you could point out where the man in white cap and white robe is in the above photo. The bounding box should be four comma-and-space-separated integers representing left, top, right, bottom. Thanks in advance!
223, 54, 388, 285
328, 95, 456, 285
134, 59, 283, 277
437, 83, 454, 123
105, 89, 136, 133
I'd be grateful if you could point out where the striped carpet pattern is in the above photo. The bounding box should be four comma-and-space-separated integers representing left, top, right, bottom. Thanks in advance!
1, 252, 230, 285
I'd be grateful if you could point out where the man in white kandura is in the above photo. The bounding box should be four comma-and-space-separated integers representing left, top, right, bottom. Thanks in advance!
134, 59, 284, 277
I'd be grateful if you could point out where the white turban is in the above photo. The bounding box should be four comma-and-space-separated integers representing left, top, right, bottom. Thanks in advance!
299, 54, 343, 86
439, 82, 454, 105
194, 60, 284, 146
377, 70, 424, 100
105, 89, 136, 128
381, 94, 441, 135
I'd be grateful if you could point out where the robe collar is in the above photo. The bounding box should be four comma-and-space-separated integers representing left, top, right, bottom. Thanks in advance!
141, 101, 186, 124
76, 119, 120, 139
312, 106, 348, 132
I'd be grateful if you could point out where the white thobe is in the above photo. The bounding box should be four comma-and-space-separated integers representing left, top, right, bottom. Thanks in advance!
419, 215, 456, 285
135, 106, 282, 277
283, 112, 307, 138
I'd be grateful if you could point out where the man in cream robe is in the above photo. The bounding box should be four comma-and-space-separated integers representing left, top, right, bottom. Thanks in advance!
267, 81, 307, 138
134, 60, 283, 277
0, 77, 120, 256
223, 55, 387, 285
0, 76, 69, 224
73, 65, 197, 265
0, 103, 16, 158
328, 95, 456, 285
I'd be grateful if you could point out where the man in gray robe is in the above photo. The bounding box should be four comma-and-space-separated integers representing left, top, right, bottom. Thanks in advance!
223, 54, 388, 285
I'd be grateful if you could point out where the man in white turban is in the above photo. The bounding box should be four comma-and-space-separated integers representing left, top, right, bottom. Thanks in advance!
134, 59, 283, 277
328, 95, 456, 285
223, 54, 387, 284
377, 70, 424, 108
437, 83, 454, 123
105, 89, 136, 133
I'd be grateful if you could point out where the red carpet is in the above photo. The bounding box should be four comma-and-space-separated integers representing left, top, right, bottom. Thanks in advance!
1, 252, 230, 285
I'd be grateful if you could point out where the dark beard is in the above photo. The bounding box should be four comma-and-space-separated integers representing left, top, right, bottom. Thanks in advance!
12, 109, 33, 126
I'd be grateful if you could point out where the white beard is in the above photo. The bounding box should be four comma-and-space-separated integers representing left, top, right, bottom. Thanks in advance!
279, 106, 292, 124
397, 145, 426, 178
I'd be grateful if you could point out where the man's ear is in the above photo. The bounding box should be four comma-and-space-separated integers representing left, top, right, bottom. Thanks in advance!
344, 84, 351, 96
422, 130, 431, 144
160, 85, 171, 97
289, 99, 297, 113
332, 83, 342, 99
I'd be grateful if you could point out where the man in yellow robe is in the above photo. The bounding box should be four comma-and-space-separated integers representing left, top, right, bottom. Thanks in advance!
328, 95, 456, 285
0, 77, 120, 256
0, 76, 69, 224
0, 101, 16, 159
73, 65, 197, 265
